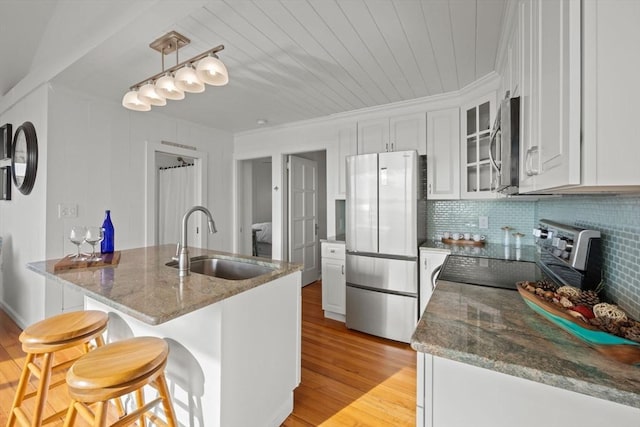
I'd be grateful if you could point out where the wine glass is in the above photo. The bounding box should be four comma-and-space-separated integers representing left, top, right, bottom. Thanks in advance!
85, 226, 104, 262
69, 226, 86, 260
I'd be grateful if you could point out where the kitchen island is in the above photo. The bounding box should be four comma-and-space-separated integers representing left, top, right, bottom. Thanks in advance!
28, 245, 303, 427
411, 280, 640, 427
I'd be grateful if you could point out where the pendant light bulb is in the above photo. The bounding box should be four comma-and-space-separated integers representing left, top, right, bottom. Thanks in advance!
155, 72, 185, 100
196, 54, 229, 86
122, 89, 151, 112
138, 81, 166, 106
174, 64, 205, 93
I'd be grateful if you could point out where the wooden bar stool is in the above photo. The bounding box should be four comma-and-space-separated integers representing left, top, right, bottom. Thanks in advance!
7, 310, 109, 427
63, 336, 178, 427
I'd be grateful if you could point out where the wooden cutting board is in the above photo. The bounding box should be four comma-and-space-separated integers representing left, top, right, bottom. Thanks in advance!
53, 252, 121, 272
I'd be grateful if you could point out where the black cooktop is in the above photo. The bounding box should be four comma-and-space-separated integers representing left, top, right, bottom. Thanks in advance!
438, 255, 545, 290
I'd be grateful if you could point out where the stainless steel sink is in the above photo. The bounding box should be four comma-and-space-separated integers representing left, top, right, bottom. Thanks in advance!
166, 256, 275, 280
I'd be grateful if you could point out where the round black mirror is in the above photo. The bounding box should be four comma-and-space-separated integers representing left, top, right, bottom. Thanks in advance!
11, 121, 38, 195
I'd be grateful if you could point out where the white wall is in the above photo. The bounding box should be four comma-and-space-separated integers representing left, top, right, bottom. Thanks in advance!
233, 75, 498, 259
251, 158, 272, 223
0, 84, 234, 328
0, 85, 49, 327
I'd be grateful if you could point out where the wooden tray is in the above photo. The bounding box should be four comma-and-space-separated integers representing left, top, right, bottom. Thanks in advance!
441, 238, 485, 246
54, 252, 121, 272
516, 282, 640, 365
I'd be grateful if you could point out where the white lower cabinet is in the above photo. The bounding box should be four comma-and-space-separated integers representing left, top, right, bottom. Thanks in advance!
418, 248, 449, 316
321, 241, 346, 321
416, 353, 640, 427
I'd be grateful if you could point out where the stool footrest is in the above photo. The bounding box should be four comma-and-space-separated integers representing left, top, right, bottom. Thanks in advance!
111, 397, 163, 427
23, 377, 67, 401
42, 408, 70, 425
13, 407, 30, 427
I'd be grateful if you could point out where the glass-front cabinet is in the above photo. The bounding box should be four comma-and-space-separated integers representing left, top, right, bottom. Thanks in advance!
461, 93, 498, 199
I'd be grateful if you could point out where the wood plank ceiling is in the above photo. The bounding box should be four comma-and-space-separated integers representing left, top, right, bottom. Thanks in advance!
53, 0, 506, 132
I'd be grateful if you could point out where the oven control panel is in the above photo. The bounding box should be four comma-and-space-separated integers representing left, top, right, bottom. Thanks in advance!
533, 219, 600, 271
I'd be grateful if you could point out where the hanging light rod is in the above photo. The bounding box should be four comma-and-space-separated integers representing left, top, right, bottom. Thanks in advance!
123, 30, 229, 112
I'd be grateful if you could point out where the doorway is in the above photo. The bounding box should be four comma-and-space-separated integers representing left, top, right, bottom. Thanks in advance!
236, 157, 273, 258
145, 141, 208, 248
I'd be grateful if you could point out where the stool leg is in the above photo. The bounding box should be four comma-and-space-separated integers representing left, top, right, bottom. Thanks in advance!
7, 352, 35, 427
93, 402, 108, 427
62, 400, 78, 427
134, 389, 146, 426
155, 374, 178, 427
31, 352, 54, 427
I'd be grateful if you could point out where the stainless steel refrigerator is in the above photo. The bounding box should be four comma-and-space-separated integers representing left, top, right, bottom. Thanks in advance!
345, 150, 426, 343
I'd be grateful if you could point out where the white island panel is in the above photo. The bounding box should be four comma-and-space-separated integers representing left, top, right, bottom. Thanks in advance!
86, 271, 301, 427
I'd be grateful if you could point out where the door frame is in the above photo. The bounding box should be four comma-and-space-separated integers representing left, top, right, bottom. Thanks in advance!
144, 141, 208, 247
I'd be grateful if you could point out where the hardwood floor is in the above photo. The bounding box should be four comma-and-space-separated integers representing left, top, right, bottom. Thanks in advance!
0, 281, 416, 426
283, 281, 416, 426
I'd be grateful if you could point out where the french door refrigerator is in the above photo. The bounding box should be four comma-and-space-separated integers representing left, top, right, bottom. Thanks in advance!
345, 150, 425, 343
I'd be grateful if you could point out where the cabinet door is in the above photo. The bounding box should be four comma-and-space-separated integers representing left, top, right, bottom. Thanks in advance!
357, 118, 388, 154
518, 0, 536, 193
461, 94, 499, 199
426, 108, 460, 200
337, 125, 357, 198
390, 113, 426, 155
419, 250, 449, 316
321, 258, 345, 315
581, 0, 640, 188
532, 0, 581, 191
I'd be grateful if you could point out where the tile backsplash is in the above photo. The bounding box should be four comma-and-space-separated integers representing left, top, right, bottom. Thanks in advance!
427, 199, 537, 245
536, 195, 640, 319
428, 194, 640, 319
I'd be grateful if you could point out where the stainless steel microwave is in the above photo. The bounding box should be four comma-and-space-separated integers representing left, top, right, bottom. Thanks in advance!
489, 96, 520, 194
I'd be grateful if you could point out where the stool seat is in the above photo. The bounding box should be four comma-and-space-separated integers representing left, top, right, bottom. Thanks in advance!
67, 336, 168, 394
7, 310, 108, 427
63, 337, 177, 427
20, 310, 108, 353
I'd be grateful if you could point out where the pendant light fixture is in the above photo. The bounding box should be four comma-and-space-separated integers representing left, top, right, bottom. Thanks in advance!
122, 31, 228, 111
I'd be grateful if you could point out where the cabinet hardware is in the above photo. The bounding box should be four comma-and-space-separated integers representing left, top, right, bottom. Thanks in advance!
341, 265, 344, 275
526, 146, 540, 176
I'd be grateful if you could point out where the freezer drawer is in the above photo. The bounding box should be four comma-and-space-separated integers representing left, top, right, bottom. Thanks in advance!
346, 286, 417, 343
346, 254, 417, 295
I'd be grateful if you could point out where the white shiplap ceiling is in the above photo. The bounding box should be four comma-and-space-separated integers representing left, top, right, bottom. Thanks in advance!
1, 0, 506, 133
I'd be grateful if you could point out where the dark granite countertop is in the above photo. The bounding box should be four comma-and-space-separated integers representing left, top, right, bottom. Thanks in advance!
411, 280, 640, 408
28, 245, 302, 326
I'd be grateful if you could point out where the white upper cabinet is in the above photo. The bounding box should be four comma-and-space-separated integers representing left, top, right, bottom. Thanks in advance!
529, 0, 581, 192
515, 0, 581, 193
579, 0, 640, 190
507, 0, 640, 193
336, 124, 357, 198
461, 93, 499, 199
357, 113, 426, 155
426, 108, 460, 200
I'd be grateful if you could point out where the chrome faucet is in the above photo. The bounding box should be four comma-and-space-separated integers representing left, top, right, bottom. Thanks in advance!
174, 206, 217, 277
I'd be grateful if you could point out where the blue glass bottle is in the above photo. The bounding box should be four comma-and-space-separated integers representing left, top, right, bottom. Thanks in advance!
101, 210, 115, 253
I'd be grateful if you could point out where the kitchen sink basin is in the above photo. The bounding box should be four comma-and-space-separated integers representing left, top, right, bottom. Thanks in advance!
166, 256, 275, 280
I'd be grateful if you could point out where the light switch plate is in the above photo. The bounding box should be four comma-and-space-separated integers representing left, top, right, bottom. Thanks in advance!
479, 216, 489, 229
58, 203, 78, 218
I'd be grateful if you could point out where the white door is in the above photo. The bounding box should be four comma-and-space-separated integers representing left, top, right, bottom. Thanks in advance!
288, 156, 319, 286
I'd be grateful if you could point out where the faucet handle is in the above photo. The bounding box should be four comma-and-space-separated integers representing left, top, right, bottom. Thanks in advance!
172, 242, 181, 261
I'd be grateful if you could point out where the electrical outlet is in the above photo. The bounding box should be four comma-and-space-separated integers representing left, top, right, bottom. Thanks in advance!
479, 216, 489, 229
58, 203, 78, 219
